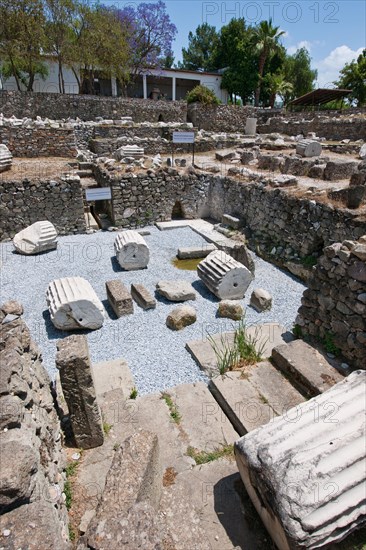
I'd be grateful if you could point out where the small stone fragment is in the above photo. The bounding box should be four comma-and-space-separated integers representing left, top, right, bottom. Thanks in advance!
166, 305, 197, 330
250, 288, 272, 312
218, 300, 243, 321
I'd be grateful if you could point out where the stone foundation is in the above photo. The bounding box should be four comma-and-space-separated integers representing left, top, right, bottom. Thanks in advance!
0, 177, 86, 240
296, 236, 366, 369
0, 306, 70, 548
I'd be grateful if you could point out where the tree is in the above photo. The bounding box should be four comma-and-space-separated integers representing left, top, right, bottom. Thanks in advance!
283, 47, 317, 103
335, 49, 366, 106
186, 84, 219, 104
114, 1, 177, 84
0, 0, 48, 91
68, 3, 130, 94
180, 23, 219, 71
253, 19, 285, 106
262, 71, 293, 108
214, 18, 257, 104
43, 0, 77, 93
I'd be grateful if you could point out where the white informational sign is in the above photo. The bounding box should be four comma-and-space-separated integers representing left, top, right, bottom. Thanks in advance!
85, 187, 112, 201
172, 131, 195, 144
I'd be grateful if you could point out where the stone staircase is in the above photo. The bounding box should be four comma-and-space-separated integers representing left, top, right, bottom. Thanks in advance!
70, 338, 352, 550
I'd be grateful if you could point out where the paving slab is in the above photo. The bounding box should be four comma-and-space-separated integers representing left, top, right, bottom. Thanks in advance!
186, 323, 293, 377
155, 220, 192, 230
209, 371, 275, 436
160, 458, 272, 550
271, 339, 344, 397
169, 381, 240, 452
92, 358, 135, 399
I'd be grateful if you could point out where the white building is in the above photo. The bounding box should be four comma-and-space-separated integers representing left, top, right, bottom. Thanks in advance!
0, 61, 228, 103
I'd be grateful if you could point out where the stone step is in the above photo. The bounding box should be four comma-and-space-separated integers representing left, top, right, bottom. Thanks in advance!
77, 169, 93, 178
186, 323, 293, 377
209, 360, 305, 436
159, 457, 271, 550
168, 381, 239, 452
271, 339, 344, 398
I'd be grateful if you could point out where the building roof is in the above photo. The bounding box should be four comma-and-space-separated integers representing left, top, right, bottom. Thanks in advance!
289, 88, 352, 106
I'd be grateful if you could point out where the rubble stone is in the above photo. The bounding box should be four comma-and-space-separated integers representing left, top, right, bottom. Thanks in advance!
166, 305, 197, 330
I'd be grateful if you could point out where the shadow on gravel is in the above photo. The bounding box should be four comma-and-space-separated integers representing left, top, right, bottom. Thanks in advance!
191, 279, 219, 303
101, 299, 118, 320
42, 309, 103, 340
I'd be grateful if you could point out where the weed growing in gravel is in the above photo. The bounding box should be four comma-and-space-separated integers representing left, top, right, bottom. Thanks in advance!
103, 422, 112, 435
161, 392, 181, 424
129, 387, 138, 399
187, 444, 234, 464
208, 316, 266, 374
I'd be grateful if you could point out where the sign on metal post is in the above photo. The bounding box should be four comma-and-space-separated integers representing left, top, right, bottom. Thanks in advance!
172, 131, 195, 165
85, 187, 112, 201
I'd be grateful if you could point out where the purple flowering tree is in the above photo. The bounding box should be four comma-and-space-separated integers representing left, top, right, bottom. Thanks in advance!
111, 1, 177, 90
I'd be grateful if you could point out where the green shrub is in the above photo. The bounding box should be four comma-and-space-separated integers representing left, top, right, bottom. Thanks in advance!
186, 85, 220, 105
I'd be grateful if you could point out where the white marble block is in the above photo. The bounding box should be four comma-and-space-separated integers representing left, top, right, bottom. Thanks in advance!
114, 230, 150, 270
0, 144, 12, 172
46, 277, 105, 330
197, 250, 253, 299
13, 221, 58, 255
296, 139, 322, 157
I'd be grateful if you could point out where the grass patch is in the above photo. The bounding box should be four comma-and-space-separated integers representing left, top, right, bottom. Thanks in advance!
301, 255, 318, 267
292, 323, 303, 339
129, 387, 138, 399
103, 421, 112, 435
322, 331, 341, 356
208, 316, 266, 375
161, 392, 181, 424
68, 525, 76, 541
187, 444, 234, 465
64, 480, 72, 510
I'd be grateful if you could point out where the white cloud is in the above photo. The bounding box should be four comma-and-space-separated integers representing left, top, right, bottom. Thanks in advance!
287, 40, 313, 55
314, 45, 364, 87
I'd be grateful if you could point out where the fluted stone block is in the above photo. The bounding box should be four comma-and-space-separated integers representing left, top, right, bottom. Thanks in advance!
13, 220, 58, 255
235, 371, 366, 550
0, 144, 12, 173
197, 250, 253, 300
56, 335, 104, 449
46, 277, 105, 330
114, 230, 150, 270
296, 139, 322, 158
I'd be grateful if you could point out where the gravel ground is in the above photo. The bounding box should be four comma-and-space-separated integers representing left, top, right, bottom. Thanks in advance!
0, 226, 306, 394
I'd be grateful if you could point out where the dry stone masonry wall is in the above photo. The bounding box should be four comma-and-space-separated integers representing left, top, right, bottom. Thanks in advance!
0, 91, 187, 122
0, 126, 77, 158
296, 236, 366, 369
0, 177, 86, 240
0, 306, 70, 548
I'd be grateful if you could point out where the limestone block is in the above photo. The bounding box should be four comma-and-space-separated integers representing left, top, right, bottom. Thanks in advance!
245, 117, 257, 135
46, 277, 105, 330
177, 244, 216, 259
166, 305, 197, 330
0, 144, 12, 172
56, 335, 104, 449
234, 371, 366, 550
296, 139, 322, 157
156, 280, 196, 302
218, 300, 243, 320
131, 283, 156, 310
115, 144, 144, 161
197, 250, 253, 300
222, 214, 241, 229
250, 288, 272, 312
114, 230, 149, 270
13, 220, 58, 255
105, 280, 133, 317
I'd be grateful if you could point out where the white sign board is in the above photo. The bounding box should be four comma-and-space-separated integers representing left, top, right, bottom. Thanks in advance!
172, 131, 195, 144
85, 187, 112, 201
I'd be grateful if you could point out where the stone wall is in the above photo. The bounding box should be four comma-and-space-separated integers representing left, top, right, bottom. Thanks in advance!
208, 177, 366, 264
0, 177, 86, 240
0, 305, 70, 548
0, 126, 77, 158
257, 115, 366, 141
296, 237, 366, 369
0, 91, 187, 122
187, 103, 256, 131
94, 167, 211, 228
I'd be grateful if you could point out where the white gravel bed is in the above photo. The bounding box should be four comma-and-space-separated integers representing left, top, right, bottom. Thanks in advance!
0, 226, 306, 395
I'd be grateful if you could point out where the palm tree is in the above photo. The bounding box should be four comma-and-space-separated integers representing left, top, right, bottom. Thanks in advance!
263, 72, 293, 107
253, 19, 285, 106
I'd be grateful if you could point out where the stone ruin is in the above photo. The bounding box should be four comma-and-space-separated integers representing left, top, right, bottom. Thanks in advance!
13, 220, 58, 255
46, 276, 105, 330
197, 250, 253, 300
0, 143, 12, 172
114, 230, 150, 270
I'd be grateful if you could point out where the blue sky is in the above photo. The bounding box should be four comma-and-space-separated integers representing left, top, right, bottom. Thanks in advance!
162, 0, 366, 86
